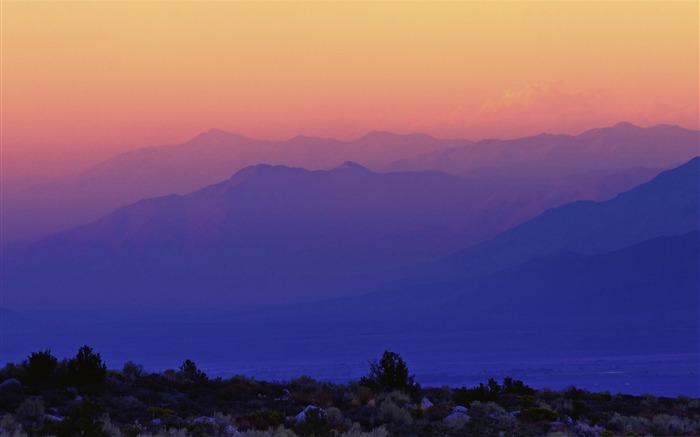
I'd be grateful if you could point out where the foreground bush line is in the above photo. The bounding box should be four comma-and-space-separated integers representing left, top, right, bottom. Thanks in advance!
0, 347, 698, 436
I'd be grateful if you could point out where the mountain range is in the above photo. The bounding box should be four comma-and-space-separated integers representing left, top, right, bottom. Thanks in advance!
402, 156, 700, 283
2, 162, 586, 308
3, 156, 698, 311
2, 129, 698, 396
387, 122, 699, 177
2, 130, 465, 242
3, 122, 696, 243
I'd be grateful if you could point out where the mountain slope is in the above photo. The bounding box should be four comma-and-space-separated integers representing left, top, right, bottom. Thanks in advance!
3, 130, 465, 243
3, 163, 586, 309
5, 232, 695, 396
5, 123, 695, 243
415, 157, 699, 280
379, 231, 699, 328
385, 122, 699, 178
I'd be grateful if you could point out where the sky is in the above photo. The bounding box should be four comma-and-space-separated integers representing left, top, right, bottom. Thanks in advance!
2, 1, 699, 181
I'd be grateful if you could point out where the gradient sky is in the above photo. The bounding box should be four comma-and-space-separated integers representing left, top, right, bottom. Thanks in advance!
3, 1, 699, 180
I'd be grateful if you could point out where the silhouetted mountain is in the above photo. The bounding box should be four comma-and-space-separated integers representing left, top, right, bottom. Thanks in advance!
5, 123, 694, 243
4, 164, 596, 309
410, 157, 699, 281
364, 231, 699, 328
275, 230, 698, 360
2, 131, 464, 243
385, 122, 699, 178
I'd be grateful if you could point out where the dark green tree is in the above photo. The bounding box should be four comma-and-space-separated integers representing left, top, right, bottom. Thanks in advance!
361, 350, 416, 393
67, 345, 107, 387
25, 349, 58, 387
178, 359, 207, 381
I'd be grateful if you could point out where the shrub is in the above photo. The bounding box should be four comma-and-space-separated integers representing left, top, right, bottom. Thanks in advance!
360, 351, 416, 394
39, 401, 106, 436
651, 414, 700, 436
239, 425, 297, 437
606, 412, 650, 435
519, 407, 559, 423
122, 361, 144, 380
178, 359, 207, 382
68, 345, 107, 387
377, 391, 413, 430
24, 350, 58, 387
239, 409, 286, 430
15, 397, 44, 424
466, 401, 517, 436
294, 407, 333, 436
454, 378, 502, 404
0, 362, 25, 381
340, 423, 390, 437
501, 377, 535, 396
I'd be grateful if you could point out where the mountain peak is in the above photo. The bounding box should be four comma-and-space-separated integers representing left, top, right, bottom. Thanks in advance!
288, 134, 315, 142
355, 131, 402, 142
610, 121, 641, 131
206, 128, 231, 135
334, 161, 371, 172
579, 121, 642, 137
188, 128, 250, 144
356, 131, 436, 142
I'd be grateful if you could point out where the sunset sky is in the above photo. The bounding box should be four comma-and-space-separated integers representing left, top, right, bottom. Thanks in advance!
3, 1, 699, 180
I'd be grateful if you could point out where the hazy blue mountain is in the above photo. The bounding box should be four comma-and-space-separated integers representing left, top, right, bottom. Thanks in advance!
5, 158, 697, 310
361, 231, 699, 329
3, 232, 697, 396
407, 157, 699, 281
4, 163, 591, 309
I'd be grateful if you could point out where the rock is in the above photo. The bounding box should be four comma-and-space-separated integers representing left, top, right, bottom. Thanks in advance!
275, 388, 291, 400
46, 415, 64, 422
193, 416, 216, 424
0, 378, 21, 390
444, 411, 471, 425
452, 406, 468, 414
420, 397, 434, 410
151, 418, 162, 426
223, 424, 241, 435
296, 405, 323, 422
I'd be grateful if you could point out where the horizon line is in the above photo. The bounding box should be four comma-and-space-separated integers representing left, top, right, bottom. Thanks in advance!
179, 120, 693, 148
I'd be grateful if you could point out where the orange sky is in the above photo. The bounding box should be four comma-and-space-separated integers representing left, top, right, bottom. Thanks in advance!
3, 1, 699, 180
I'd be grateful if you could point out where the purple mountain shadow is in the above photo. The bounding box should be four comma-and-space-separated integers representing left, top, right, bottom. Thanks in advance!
384, 122, 699, 178
402, 156, 700, 284
4, 122, 696, 243
2, 131, 466, 243
3, 162, 603, 309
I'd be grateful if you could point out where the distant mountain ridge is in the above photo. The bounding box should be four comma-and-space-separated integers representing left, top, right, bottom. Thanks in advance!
5, 162, 605, 309
4, 157, 698, 311
3, 122, 696, 243
2, 130, 467, 243
385, 122, 699, 177
317, 230, 700, 330
407, 156, 700, 282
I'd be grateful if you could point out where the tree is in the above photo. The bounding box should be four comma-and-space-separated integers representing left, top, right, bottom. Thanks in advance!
178, 359, 207, 381
122, 360, 144, 380
25, 350, 58, 386
67, 345, 107, 387
361, 350, 416, 393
